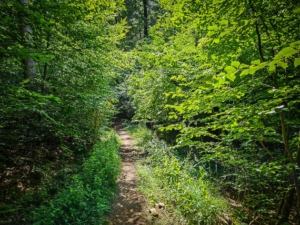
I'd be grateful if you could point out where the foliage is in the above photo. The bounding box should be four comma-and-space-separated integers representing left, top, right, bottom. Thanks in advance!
0, 0, 125, 152
125, 0, 300, 223
114, 0, 164, 119
0, 0, 125, 223
117, 0, 162, 50
26, 130, 121, 225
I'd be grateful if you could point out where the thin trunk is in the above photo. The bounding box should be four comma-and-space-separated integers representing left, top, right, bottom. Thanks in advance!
295, 134, 300, 212
142, 0, 148, 37
42, 32, 51, 95
249, 0, 264, 62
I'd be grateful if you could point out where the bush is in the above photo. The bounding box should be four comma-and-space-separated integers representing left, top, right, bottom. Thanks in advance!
27, 130, 121, 225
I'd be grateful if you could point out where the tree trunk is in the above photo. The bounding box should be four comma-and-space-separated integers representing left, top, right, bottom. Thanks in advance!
19, 0, 36, 79
276, 188, 295, 225
142, 0, 148, 37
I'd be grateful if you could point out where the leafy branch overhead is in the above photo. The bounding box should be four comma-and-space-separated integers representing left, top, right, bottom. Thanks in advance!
126, 0, 300, 224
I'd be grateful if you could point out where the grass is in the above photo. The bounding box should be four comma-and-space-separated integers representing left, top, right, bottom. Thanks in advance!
24, 130, 121, 225
124, 122, 156, 152
126, 123, 235, 225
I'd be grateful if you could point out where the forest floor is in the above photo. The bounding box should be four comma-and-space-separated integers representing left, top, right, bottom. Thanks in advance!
107, 124, 153, 225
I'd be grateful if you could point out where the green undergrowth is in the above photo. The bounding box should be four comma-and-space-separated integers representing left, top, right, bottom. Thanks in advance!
25, 130, 121, 225
126, 123, 234, 225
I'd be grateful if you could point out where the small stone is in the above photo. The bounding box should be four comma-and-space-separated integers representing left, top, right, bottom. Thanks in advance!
134, 212, 142, 216
127, 218, 134, 224
130, 209, 134, 213
218, 215, 229, 225
158, 203, 165, 209
149, 208, 159, 217
128, 216, 139, 223
224, 214, 232, 225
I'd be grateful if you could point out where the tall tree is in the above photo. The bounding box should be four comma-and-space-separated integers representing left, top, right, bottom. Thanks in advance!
118, 0, 160, 49
18, 0, 36, 79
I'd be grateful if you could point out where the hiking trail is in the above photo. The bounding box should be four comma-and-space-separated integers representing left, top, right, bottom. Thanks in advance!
108, 124, 151, 225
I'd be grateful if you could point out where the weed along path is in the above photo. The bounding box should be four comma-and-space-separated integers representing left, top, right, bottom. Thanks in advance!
108, 124, 151, 225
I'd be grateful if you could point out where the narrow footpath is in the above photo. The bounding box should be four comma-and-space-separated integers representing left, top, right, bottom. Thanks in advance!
108, 124, 151, 225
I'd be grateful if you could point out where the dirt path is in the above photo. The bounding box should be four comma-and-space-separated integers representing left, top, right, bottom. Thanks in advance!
108, 124, 151, 225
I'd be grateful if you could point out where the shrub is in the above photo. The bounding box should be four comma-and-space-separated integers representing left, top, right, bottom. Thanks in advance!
27, 130, 121, 225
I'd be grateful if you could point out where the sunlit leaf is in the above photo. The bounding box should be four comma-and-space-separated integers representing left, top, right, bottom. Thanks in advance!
276, 61, 288, 69
231, 61, 240, 68
224, 66, 236, 74
274, 47, 297, 60
214, 38, 220, 44
208, 25, 218, 31
251, 59, 260, 65
240, 69, 249, 77
290, 40, 300, 47
268, 62, 276, 73
227, 73, 236, 81
294, 58, 300, 67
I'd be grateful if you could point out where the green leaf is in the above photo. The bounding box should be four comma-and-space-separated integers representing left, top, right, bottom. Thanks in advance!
219, 77, 226, 84
169, 112, 178, 119
227, 73, 236, 82
231, 61, 240, 68
276, 61, 288, 69
220, 20, 228, 26
213, 38, 220, 44
202, 83, 213, 89
239, 63, 248, 69
290, 40, 300, 47
208, 25, 218, 31
240, 69, 249, 77
251, 59, 260, 65
207, 31, 216, 37
202, 75, 213, 82
268, 62, 276, 73
293, 7, 300, 14
214, 76, 226, 88
224, 66, 236, 74
249, 65, 258, 75
294, 58, 300, 67
49, 19, 55, 24
274, 47, 297, 60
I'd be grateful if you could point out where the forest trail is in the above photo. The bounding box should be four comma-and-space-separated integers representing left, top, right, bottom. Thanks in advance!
108, 124, 151, 225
